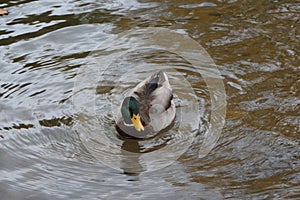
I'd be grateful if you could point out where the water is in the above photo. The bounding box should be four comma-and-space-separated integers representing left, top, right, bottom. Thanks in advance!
0, 0, 299, 199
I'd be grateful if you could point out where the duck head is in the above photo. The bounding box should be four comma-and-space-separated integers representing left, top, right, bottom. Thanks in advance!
121, 96, 144, 131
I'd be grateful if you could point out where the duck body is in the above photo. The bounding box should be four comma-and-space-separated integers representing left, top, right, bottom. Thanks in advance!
116, 71, 175, 139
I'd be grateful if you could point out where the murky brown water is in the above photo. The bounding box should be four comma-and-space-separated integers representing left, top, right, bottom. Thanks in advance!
1, 0, 299, 199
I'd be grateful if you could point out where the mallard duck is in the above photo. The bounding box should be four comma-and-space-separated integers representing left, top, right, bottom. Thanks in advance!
116, 71, 175, 139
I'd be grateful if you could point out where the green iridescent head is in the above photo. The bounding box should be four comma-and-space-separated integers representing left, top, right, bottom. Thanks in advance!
121, 96, 144, 131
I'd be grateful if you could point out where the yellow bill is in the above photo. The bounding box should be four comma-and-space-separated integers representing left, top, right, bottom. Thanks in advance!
131, 113, 144, 131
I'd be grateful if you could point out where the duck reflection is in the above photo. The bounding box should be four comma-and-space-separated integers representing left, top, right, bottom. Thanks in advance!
120, 138, 144, 175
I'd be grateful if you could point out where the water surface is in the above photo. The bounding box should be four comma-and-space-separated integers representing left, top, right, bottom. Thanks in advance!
0, 0, 299, 199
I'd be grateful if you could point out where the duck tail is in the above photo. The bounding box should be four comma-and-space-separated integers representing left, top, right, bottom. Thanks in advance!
146, 76, 159, 93
146, 70, 167, 94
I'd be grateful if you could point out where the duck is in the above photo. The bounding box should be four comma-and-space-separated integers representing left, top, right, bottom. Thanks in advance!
116, 71, 176, 139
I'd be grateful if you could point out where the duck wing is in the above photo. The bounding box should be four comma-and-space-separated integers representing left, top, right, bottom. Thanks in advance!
130, 71, 175, 130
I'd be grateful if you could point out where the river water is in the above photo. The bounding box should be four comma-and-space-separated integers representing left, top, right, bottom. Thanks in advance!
0, 0, 299, 199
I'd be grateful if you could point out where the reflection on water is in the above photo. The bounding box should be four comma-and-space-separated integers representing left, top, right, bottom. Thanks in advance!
0, 0, 299, 199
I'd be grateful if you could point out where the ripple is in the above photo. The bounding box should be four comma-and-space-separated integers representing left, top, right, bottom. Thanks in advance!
72, 27, 226, 173
1, 0, 299, 198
